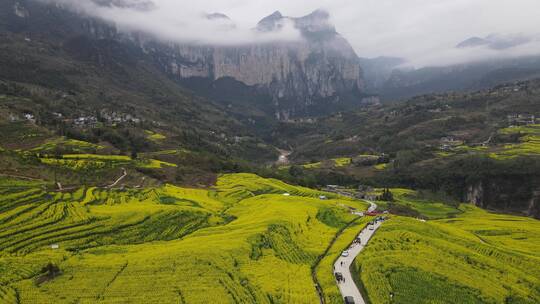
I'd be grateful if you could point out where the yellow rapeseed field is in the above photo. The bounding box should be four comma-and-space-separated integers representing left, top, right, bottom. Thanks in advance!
0, 173, 368, 303
355, 205, 540, 304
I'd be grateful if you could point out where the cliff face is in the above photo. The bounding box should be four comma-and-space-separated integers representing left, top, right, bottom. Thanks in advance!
145, 10, 364, 118
465, 179, 540, 219
528, 190, 540, 219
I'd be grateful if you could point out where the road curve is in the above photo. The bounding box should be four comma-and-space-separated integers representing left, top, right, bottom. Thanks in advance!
334, 202, 380, 304
106, 168, 127, 189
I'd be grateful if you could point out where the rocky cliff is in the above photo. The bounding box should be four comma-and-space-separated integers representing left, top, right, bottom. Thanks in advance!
465, 179, 540, 219
150, 10, 364, 118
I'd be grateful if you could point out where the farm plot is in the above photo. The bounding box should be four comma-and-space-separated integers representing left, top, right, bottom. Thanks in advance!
483, 125, 540, 160
37, 153, 176, 171
31, 138, 104, 154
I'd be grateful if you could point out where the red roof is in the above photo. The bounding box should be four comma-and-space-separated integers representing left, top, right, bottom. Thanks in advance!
365, 211, 381, 216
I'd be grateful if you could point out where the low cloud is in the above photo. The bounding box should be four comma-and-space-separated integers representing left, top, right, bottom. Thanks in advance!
36, 0, 540, 67
403, 40, 540, 68
38, 0, 302, 45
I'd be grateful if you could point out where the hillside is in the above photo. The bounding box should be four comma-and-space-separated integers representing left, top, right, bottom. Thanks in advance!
276, 80, 540, 158
356, 205, 540, 304
0, 0, 365, 119
2, 171, 539, 303
0, 0, 282, 184
360, 53, 540, 101
0, 173, 369, 303
270, 79, 540, 217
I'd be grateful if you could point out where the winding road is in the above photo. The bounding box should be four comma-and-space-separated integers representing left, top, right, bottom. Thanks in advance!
334, 202, 381, 304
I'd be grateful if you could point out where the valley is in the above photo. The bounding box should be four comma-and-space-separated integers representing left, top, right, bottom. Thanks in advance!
0, 1, 539, 303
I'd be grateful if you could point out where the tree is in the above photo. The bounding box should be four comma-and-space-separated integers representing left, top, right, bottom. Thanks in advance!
41, 263, 60, 276
380, 188, 394, 202
288, 165, 304, 177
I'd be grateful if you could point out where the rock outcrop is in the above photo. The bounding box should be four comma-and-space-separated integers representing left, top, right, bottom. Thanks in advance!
465, 179, 540, 219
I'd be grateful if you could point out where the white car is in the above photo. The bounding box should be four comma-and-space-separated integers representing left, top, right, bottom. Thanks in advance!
341, 250, 349, 257
369, 226, 375, 231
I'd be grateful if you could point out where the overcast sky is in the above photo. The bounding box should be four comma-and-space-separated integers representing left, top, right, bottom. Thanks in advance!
44, 0, 540, 67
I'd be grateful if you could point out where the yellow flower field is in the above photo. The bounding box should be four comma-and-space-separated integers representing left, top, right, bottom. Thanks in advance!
0, 174, 369, 303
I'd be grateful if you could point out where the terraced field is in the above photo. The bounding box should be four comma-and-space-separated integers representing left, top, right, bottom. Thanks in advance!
386, 189, 462, 219
354, 205, 540, 304
0, 173, 369, 303
491, 124, 540, 159
30, 138, 104, 154
437, 124, 540, 160
37, 153, 177, 171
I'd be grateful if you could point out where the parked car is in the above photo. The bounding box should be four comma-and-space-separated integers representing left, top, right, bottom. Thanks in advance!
369, 226, 375, 231
344, 296, 355, 304
341, 250, 349, 257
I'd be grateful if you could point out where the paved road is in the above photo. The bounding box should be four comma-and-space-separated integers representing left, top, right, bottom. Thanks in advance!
334, 202, 381, 304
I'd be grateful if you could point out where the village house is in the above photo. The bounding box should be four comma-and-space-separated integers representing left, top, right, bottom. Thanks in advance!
100, 110, 142, 125
507, 114, 536, 126
352, 155, 380, 166
361, 96, 381, 106
74, 116, 98, 127
356, 185, 376, 200
439, 136, 463, 151
23, 113, 35, 123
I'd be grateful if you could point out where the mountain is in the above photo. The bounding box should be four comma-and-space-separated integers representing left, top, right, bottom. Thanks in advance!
457, 34, 532, 50
456, 36, 489, 49
360, 35, 540, 100
0, 0, 369, 122
379, 56, 540, 100
358, 56, 406, 91
166, 9, 365, 119
1, 1, 364, 119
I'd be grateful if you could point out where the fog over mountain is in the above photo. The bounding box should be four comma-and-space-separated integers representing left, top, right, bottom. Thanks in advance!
37, 0, 540, 68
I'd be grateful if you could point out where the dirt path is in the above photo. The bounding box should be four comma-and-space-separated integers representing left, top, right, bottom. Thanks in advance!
106, 168, 127, 189
334, 202, 380, 304
0, 173, 42, 181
